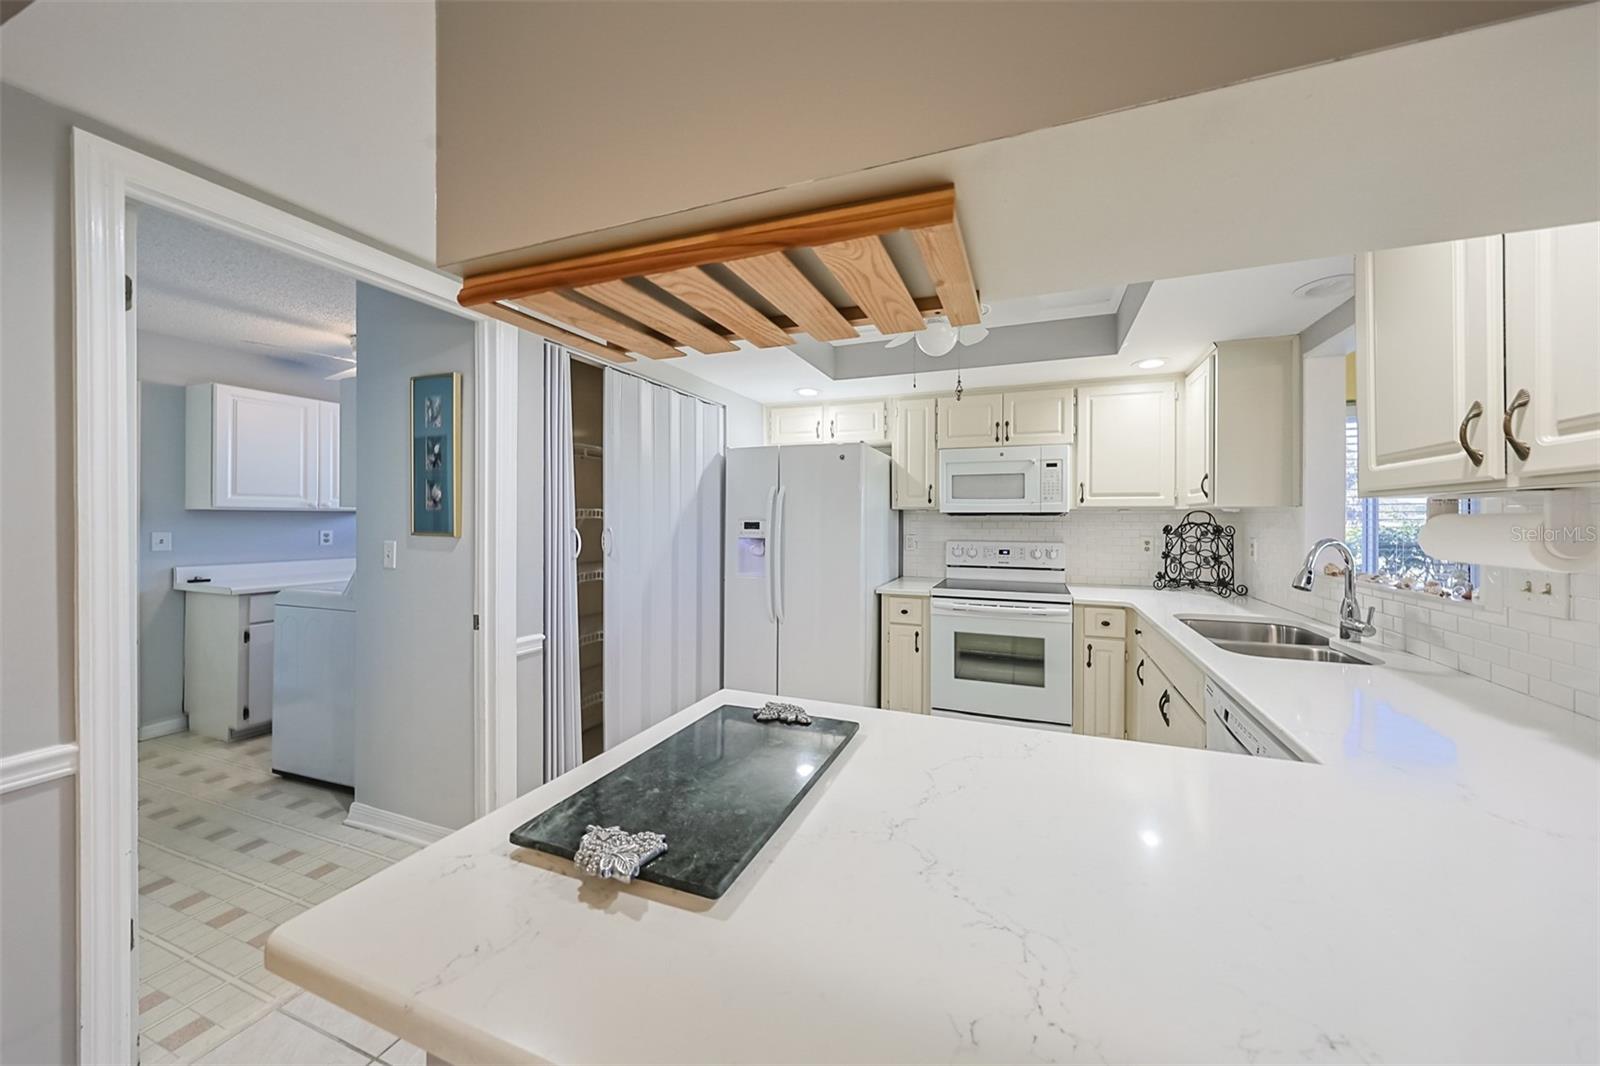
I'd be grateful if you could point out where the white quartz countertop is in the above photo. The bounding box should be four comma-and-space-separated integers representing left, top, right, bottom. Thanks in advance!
267, 624, 1599, 1064
172, 559, 355, 596
875, 575, 940, 595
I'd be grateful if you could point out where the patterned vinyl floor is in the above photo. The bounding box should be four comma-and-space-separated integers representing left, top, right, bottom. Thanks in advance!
136, 731, 417, 1064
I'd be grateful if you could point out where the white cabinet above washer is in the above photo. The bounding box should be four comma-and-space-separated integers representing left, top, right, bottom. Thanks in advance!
186, 383, 350, 510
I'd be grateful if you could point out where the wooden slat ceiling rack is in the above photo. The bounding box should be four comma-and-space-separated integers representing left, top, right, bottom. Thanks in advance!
458, 185, 979, 364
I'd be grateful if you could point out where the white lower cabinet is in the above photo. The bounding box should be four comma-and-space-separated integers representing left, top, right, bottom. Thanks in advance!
1076, 380, 1177, 507
1130, 653, 1204, 748
1074, 626, 1126, 738
184, 593, 276, 740
891, 396, 938, 509
880, 595, 930, 714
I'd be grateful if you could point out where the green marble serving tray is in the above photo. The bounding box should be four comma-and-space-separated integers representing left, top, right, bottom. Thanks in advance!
509, 705, 858, 899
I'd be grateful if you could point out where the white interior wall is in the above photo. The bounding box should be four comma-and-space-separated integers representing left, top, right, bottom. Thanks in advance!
351, 283, 477, 830
0, 1, 437, 263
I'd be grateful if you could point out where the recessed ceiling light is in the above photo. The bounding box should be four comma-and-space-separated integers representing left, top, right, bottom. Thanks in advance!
1292, 273, 1355, 300
1135, 358, 1166, 370
795, 387, 819, 397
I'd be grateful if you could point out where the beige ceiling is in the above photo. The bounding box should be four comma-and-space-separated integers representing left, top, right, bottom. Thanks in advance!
437, 0, 1567, 274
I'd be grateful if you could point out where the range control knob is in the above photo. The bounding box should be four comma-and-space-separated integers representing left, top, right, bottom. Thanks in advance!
1047, 548, 1061, 559
1030, 548, 1043, 559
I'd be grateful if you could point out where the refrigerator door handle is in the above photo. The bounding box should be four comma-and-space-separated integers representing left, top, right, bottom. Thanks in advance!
773, 485, 788, 623
763, 485, 778, 624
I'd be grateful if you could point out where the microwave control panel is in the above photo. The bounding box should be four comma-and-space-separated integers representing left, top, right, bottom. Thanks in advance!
1040, 459, 1065, 504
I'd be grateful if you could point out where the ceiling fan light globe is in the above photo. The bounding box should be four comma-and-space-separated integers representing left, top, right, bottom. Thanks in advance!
917, 320, 959, 357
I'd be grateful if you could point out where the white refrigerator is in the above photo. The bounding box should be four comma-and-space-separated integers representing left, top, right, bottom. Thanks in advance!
724, 443, 899, 706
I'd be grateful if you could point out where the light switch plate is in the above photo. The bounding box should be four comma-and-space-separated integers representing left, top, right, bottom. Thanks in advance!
150, 531, 171, 552
319, 529, 334, 546
382, 540, 398, 569
1485, 567, 1570, 619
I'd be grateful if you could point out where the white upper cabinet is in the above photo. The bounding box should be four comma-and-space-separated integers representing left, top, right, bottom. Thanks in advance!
936, 392, 1005, 447
186, 383, 345, 510
1076, 380, 1177, 508
1202, 338, 1301, 508
1003, 386, 1074, 445
765, 401, 888, 445
891, 396, 938, 510
1356, 237, 1506, 494
1357, 226, 1599, 495
826, 400, 889, 445
767, 404, 824, 444
1503, 222, 1600, 482
1178, 357, 1213, 507
318, 401, 342, 510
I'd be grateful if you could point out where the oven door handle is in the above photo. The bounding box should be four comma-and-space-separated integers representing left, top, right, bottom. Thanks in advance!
933, 600, 1073, 618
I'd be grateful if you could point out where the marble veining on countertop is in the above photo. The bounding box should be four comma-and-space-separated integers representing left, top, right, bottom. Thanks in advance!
267, 665, 1598, 1063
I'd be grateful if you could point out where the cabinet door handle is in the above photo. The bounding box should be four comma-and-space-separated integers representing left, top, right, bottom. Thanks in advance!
1003, 419, 1010, 442
1457, 400, 1485, 466
914, 630, 920, 654
1136, 658, 1145, 686
1199, 472, 1210, 498
927, 484, 933, 505
1100, 618, 1111, 627
1078, 482, 1085, 505
1158, 689, 1171, 727
1086, 642, 1093, 669
1503, 389, 1532, 461
993, 421, 1000, 443
815, 420, 821, 439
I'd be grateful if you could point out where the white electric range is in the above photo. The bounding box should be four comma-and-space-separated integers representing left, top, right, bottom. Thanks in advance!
929, 541, 1073, 730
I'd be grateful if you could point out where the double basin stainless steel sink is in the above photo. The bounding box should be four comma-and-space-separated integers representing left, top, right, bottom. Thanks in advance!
1177, 616, 1381, 665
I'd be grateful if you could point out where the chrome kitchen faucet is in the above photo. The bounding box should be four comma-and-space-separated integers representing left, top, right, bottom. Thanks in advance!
1291, 539, 1378, 643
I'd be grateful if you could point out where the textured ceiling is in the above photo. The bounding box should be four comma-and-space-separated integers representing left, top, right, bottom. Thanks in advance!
135, 206, 356, 371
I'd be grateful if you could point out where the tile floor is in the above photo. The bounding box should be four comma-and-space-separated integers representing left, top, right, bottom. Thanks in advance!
137, 731, 418, 1064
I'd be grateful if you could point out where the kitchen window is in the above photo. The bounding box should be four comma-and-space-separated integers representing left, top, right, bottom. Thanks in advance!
1344, 408, 1471, 580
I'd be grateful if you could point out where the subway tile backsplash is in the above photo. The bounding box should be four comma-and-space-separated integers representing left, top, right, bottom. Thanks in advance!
902, 509, 1234, 588
903, 500, 1600, 720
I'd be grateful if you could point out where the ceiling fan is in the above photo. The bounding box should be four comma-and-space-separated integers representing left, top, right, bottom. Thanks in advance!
882, 308, 989, 357
237, 332, 357, 379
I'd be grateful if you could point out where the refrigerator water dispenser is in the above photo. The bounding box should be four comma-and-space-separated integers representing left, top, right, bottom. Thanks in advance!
736, 520, 768, 578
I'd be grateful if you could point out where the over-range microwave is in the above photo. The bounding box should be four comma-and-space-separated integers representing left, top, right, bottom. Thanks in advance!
938, 444, 1070, 515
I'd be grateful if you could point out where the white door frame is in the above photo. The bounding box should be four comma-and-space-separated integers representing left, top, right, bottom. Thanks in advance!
71, 129, 519, 1065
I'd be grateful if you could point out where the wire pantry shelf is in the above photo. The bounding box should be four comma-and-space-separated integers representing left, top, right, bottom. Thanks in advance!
580, 690, 604, 710
574, 508, 604, 521
578, 630, 604, 649
577, 565, 604, 584
573, 442, 604, 461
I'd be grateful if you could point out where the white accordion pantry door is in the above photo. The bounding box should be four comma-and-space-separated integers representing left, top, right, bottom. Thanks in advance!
603, 371, 725, 747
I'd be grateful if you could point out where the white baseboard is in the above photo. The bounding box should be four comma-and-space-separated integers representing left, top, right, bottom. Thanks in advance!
0, 743, 79, 795
138, 716, 188, 741
345, 801, 451, 847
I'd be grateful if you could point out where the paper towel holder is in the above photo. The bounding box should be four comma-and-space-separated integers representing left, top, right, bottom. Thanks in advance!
1419, 489, 1596, 573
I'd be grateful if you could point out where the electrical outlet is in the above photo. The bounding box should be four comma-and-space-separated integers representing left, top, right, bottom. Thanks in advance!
1140, 537, 1152, 554
1248, 537, 1259, 562
904, 533, 920, 554
150, 531, 171, 552
382, 540, 398, 569
319, 529, 334, 546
